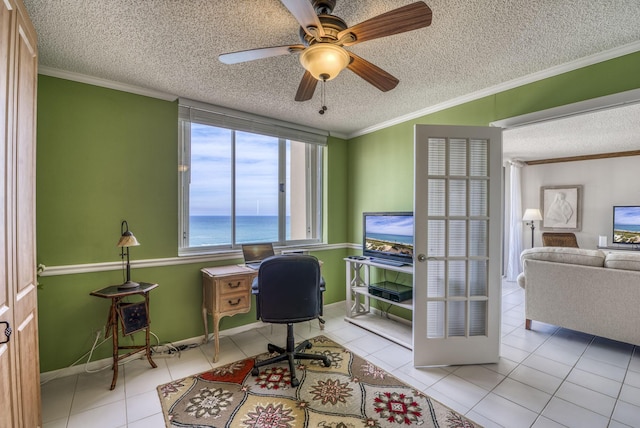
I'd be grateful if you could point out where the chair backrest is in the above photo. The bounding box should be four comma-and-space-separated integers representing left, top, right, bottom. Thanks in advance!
542, 232, 579, 247
255, 254, 322, 323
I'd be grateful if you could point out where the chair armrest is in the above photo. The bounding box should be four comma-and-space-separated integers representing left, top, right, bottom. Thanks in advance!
320, 276, 326, 292
251, 277, 259, 294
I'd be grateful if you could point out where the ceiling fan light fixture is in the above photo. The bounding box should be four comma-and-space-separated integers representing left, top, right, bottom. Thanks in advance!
299, 43, 350, 81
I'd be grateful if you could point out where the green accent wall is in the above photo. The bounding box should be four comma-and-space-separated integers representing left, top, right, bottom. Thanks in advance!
36, 76, 349, 372
36, 50, 640, 372
347, 51, 640, 245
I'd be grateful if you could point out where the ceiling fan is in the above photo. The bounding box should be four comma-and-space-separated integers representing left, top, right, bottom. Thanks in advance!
219, 0, 432, 103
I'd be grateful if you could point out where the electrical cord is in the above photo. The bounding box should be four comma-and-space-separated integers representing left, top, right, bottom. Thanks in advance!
40, 329, 193, 385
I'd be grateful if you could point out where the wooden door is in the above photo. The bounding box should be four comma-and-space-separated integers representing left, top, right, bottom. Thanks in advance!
0, 0, 40, 426
413, 125, 502, 366
1, 1, 18, 427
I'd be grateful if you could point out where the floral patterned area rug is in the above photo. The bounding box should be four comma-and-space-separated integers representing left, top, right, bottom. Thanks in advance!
157, 335, 480, 427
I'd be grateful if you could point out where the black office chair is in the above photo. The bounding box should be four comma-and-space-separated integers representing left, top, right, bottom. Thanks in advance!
251, 254, 330, 386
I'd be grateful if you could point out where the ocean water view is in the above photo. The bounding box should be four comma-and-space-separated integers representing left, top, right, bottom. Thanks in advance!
614, 224, 640, 233
366, 232, 413, 245
189, 215, 289, 246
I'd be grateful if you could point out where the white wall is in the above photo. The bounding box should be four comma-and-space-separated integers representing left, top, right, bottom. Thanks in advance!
520, 155, 640, 249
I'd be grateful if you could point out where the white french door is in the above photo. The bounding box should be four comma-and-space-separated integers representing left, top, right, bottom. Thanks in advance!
413, 125, 502, 366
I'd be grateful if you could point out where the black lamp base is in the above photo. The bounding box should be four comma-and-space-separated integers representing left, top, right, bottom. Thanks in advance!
118, 280, 140, 290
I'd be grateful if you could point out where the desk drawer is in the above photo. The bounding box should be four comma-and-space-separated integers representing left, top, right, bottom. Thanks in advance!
218, 293, 250, 312
218, 276, 251, 296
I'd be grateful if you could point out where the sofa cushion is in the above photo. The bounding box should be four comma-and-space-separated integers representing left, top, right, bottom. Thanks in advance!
604, 252, 640, 271
520, 247, 605, 267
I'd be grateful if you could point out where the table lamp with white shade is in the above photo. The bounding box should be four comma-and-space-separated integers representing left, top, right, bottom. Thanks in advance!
117, 220, 140, 289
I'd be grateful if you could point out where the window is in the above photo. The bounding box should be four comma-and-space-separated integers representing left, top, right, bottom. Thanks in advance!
178, 100, 326, 254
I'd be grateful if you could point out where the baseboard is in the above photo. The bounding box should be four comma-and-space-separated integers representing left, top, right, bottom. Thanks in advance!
40, 301, 346, 383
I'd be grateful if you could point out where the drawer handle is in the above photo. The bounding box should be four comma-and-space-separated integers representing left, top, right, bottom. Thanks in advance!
228, 298, 242, 306
227, 281, 241, 288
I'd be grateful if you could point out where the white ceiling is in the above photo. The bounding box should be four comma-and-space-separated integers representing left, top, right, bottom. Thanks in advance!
22, 0, 640, 155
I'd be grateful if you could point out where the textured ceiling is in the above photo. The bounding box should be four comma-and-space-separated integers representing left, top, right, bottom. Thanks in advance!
22, 0, 640, 148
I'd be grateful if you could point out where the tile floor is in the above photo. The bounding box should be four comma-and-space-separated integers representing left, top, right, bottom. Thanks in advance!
41, 280, 640, 428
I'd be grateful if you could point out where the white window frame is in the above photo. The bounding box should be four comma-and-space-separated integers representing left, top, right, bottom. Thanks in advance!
178, 99, 327, 255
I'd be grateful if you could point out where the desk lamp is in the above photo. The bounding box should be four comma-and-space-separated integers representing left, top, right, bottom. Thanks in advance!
117, 220, 140, 289
523, 208, 543, 247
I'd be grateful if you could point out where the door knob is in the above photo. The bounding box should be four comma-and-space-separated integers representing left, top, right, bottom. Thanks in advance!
417, 254, 427, 262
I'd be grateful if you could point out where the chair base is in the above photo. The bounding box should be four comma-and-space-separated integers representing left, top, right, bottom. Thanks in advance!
252, 323, 330, 386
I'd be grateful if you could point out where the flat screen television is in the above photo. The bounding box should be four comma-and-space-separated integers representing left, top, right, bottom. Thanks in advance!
362, 212, 414, 265
613, 206, 640, 245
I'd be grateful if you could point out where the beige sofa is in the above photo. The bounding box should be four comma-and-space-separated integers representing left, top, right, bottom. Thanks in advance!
517, 247, 640, 346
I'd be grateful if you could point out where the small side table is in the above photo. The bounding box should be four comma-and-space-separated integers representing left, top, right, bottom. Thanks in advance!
201, 265, 256, 362
90, 282, 158, 390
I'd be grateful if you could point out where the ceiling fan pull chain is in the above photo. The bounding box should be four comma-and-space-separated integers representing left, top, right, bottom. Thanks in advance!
319, 74, 328, 115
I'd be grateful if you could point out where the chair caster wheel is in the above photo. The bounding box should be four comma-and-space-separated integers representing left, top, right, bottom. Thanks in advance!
251, 367, 259, 376
305, 342, 312, 349
291, 378, 300, 387
323, 358, 331, 367
267, 344, 278, 353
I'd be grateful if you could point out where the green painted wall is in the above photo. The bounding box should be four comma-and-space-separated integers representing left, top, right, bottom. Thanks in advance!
36, 76, 349, 372
36, 50, 640, 372
347, 51, 640, 245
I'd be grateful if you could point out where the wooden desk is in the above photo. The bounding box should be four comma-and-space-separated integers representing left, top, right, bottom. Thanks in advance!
201, 265, 256, 362
90, 282, 158, 390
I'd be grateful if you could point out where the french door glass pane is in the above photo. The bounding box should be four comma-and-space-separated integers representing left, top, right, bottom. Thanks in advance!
470, 301, 487, 336
449, 179, 467, 216
448, 220, 467, 257
428, 138, 446, 175
469, 139, 488, 176
469, 260, 487, 296
427, 260, 445, 298
448, 301, 466, 336
428, 180, 445, 216
449, 139, 467, 176
448, 261, 466, 297
427, 301, 444, 338
469, 180, 487, 216
235, 132, 279, 243
427, 220, 445, 257
469, 220, 487, 257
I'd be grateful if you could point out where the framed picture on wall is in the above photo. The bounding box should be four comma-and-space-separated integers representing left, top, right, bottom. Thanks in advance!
540, 185, 583, 231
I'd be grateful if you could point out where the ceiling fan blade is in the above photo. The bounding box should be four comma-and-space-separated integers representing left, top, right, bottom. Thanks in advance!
219, 45, 305, 64
347, 53, 399, 92
338, 1, 432, 46
280, 0, 325, 38
295, 71, 318, 101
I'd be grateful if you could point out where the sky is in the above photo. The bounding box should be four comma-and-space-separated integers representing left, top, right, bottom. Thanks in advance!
189, 123, 284, 216
366, 214, 414, 236
614, 206, 640, 225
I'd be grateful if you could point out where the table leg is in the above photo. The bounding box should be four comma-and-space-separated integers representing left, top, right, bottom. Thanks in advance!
144, 296, 157, 369
202, 285, 209, 344
110, 299, 119, 390
213, 314, 220, 362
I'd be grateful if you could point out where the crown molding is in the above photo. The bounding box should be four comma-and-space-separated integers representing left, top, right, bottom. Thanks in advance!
347, 40, 640, 139
491, 88, 640, 129
38, 65, 178, 102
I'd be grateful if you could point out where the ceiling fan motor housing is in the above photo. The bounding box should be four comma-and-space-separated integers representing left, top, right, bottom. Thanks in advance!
299, 13, 348, 46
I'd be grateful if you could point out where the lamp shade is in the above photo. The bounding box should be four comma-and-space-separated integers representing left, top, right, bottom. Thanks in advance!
117, 220, 140, 247
522, 208, 543, 221
299, 43, 350, 81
